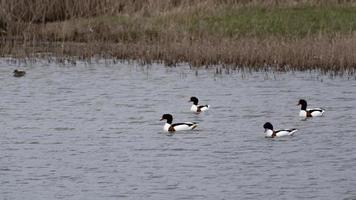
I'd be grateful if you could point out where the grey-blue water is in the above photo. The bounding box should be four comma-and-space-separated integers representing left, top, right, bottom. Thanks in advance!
0, 59, 355, 199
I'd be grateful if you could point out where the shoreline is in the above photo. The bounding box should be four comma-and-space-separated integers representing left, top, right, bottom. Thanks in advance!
1, 2, 356, 72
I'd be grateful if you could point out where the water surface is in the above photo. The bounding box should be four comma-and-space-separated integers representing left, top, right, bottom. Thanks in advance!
0, 59, 355, 199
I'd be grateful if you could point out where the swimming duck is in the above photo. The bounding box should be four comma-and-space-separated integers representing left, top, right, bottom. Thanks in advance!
160, 114, 198, 132
13, 69, 26, 77
189, 96, 210, 113
297, 99, 324, 117
263, 122, 298, 138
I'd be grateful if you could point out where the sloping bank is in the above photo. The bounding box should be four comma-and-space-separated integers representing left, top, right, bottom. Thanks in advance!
1, 1, 356, 73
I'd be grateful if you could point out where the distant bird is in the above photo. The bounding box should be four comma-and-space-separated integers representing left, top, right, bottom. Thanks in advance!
13, 69, 26, 77
189, 96, 210, 113
297, 99, 325, 117
263, 122, 298, 138
160, 114, 198, 132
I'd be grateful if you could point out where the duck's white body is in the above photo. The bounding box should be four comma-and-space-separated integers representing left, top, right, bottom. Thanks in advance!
299, 109, 324, 117
265, 129, 298, 138
190, 104, 210, 113
163, 122, 198, 132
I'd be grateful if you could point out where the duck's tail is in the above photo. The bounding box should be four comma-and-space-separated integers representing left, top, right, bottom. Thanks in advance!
289, 129, 298, 135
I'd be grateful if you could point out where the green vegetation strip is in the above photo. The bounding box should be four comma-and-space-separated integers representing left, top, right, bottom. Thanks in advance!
161, 6, 356, 38
5, 5, 356, 41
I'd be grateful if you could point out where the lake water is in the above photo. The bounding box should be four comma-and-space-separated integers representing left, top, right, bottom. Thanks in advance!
0, 59, 355, 199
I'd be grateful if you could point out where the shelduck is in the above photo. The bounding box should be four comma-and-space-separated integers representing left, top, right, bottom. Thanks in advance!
189, 96, 210, 113
297, 99, 325, 117
263, 122, 298, 138
160, 114, 198, 132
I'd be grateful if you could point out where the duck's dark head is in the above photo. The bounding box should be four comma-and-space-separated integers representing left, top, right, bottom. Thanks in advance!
263, 122, 273, 131
160, 114, 173, 124
297, 99, 307, 110
14, 69, 19, 73
189, 96, 199, 105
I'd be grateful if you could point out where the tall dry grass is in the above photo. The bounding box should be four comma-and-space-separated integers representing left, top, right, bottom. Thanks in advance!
3, 36, 355, 73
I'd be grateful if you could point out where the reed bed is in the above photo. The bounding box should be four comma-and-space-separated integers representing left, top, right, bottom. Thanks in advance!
1, 0, 356, 72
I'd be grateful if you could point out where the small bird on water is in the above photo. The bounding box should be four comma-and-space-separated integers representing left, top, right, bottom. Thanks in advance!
297, 99, 325, 117
160, 114, 198, 132
263, 122, 298, 138
13, 69, 26, 77
189, 96, 210, 113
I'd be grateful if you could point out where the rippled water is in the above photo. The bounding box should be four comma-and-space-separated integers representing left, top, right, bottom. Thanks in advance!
0, 59, 355, 199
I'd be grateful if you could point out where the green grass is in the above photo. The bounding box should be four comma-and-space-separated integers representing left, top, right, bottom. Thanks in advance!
45, 5, 356, 41
178, 6, 356, 38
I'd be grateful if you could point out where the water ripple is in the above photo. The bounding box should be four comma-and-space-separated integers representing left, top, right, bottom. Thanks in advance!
0, 60, 355, 200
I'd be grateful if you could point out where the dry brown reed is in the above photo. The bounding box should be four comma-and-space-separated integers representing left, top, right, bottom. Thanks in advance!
3, 36, 355, 73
